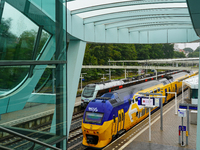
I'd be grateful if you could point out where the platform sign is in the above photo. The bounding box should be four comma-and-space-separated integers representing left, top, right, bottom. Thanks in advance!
142, 97, 153, 105
155, 98, 160, 107
179, 125, 186, 131
138, 97, 154, 106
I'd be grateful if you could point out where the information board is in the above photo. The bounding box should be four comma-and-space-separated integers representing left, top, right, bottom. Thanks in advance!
141, 98, 154, 106
138, 97, 160, 107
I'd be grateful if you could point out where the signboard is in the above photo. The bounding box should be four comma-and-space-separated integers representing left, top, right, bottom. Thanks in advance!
155, 98, 160, 107
178, 109, 186, 117
138, 97, 161, 107
179, 125, 186, 131
141, 97, 154, 106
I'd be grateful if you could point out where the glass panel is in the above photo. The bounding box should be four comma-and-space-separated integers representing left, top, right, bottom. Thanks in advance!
0, 2, 51, 94
85, 112, 104, 124
36, 30, 51, 58
1, 2, 38, 60
35, 68, 54, 93
0, 0, 66, 149
0, 67, 29, 92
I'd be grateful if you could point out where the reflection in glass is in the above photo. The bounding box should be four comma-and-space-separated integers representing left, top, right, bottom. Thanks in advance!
35, 68, 54, 93
0, 3, 51, 93
0, 67, 29, 92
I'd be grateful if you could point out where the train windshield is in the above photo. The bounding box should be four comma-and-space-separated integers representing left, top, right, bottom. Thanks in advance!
82, 85, 95, 98
85, 112, 104, 124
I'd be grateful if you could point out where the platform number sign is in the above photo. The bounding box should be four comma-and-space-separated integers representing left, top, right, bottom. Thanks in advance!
179, 125, 186, 131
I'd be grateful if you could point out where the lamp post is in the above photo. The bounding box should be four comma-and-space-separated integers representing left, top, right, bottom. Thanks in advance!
80, 73, 87, 90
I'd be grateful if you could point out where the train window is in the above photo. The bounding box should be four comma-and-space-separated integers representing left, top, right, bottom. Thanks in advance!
82, 85, 95, 98
146, 108, 149, 113
113, 115, 116, 123
157, 87, 160, 92
136, 112, 138, 118
135, 97, 138, 101
142, 109, 145, 116
122, 112, 124, 121
85, 112, 104, 124
150, 90, 153, 93
154, 89, 157, 93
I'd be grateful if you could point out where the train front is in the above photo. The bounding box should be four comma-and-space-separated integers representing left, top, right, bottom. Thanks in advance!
82, 96, 114, 149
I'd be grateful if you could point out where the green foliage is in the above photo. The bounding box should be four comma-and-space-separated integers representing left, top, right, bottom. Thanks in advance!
188, 46, 200, 58
162, 43, 174, 58
174, 51, 186, 58
82, 43, 176, 81
0, 18, 50, 90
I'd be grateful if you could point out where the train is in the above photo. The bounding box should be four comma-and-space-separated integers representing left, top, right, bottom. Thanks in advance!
81, 70, 182, 107
81, 71, 198, 149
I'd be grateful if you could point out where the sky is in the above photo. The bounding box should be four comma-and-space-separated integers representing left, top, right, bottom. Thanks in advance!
176, 43, 200, 51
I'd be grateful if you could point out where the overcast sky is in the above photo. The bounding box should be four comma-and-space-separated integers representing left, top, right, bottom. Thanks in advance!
176, 43, 200, 51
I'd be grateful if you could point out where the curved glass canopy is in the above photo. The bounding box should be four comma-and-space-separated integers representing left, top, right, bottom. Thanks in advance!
67, 0, 200, 43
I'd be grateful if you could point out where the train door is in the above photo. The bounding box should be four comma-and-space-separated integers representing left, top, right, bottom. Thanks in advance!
175, 84, 177, 93
117, 109, 124, 132
165, 89, 167, 103
121, 109, 125, 129
168, 87, 171, 101
112, 114, 117, 135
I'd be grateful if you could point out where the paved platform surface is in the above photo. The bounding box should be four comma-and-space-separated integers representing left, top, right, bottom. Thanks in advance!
104, 90, 197, 150
0, 96, 81, 126
0, 103, 55, 126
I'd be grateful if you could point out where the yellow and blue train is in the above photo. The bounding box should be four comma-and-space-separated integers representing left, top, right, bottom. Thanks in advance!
81, 71, 198, 149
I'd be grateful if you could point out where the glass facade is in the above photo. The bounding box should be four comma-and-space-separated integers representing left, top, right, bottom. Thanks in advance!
0, 0, 67, 149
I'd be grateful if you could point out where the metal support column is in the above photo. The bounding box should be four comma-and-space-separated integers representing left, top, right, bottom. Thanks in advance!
160, 98, 163, 131
181, 117, 184, 146
182, 82, 184, 103
196, 44, 200, 149
155, 69, 157, 80
149, 107, 151, 141
109, 59, 111, 80
187, 106, 189, 135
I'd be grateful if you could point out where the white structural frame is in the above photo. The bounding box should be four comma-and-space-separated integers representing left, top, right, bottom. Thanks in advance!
166, 92, 178, 114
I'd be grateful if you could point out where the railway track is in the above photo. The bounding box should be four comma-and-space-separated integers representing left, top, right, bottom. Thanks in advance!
0, 109, 85, 149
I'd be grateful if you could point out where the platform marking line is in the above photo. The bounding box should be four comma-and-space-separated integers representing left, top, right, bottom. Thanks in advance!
118, 102, 176, 150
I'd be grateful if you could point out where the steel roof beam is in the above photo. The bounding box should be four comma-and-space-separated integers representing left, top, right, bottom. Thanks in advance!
76, 3, 187, 19
70, 0, 186, 15
94, 14, 190, 26
128, 24, 192, 32
84, 8, 189, 24
105, 17, 191, 29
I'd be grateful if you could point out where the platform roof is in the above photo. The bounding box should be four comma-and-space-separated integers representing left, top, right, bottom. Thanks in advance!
67, 0, 200, 43
183, 75, 198, 89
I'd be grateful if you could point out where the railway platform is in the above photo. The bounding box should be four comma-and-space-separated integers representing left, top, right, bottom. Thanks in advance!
104, 90, 197, 150
0, 103, 55, 126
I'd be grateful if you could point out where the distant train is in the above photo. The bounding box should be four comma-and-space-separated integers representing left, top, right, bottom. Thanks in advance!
81, 70, 181, 107
81, 71, 198, 149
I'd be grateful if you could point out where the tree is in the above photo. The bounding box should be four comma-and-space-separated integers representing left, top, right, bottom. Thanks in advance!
162, 43, 174, 58
174, 51, 186, 58
188, 46, 200, 58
